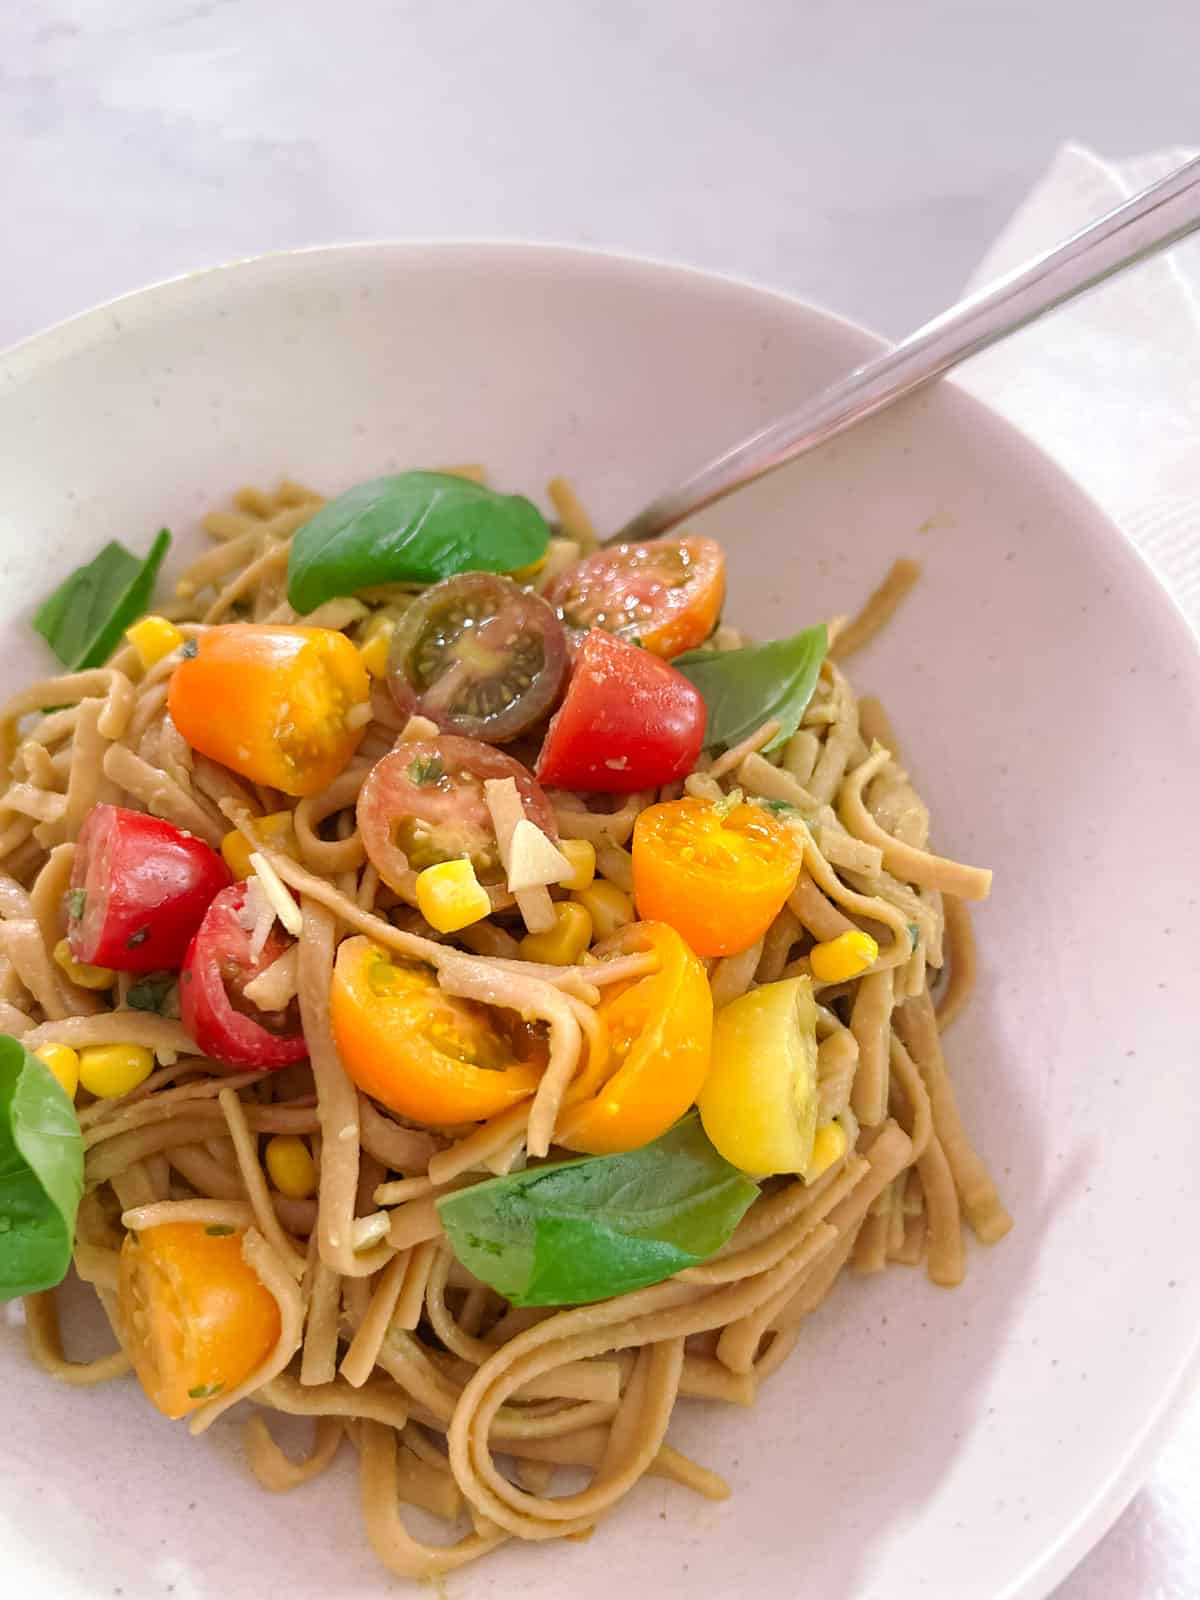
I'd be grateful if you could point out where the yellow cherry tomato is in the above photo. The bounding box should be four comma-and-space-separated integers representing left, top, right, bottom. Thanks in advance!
167, 623, 369, 797
555, 921, 713, 1156
632, 798, 803, 957
329, 936, 545, 1126
118, 1223, 281, 1420
698, 976, 819, 1177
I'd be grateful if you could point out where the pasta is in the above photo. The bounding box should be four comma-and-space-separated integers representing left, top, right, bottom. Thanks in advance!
3, 473, 1011, 1581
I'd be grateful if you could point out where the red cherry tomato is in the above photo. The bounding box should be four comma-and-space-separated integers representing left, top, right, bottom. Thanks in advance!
68, 805, 232, 973
179, 885, 307, 1069
535, 630, 706, 794
386, 573, 568, 743
546, 534, 725, 659
357, 736, 557, 897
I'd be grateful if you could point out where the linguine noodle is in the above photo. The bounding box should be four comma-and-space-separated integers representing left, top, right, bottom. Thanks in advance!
6, 476, 1010, 1579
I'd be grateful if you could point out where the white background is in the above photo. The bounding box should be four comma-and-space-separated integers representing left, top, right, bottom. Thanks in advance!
4, 3, 1199, 1593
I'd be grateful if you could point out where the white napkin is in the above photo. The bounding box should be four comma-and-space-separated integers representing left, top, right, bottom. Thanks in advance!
955, 143, 1200, 631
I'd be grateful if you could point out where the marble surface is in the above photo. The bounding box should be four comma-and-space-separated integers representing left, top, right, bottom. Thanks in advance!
4, 3, 1200, 1594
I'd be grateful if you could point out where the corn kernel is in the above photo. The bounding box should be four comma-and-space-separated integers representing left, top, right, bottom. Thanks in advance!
264, 1134, 317, 1199
358, 620, 395, 680
807, 1121, 848, 1181
519, 901, 593, 966
125, 614, 186, 670
809, 929, 879, 983
52, 938, 115, 991
416, 858, 491, 934
556, 838, 596, 893
573, 881, 634, 941
78, 1043, 155, 1099
34, 1043, 80, 1101
221, 812, 295, 880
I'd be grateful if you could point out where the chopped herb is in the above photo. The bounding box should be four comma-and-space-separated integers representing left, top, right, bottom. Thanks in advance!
33, 529, 171, 671
204, 1223, 236, 1237
128, 1230, 139, 1244
67, 888, 87, 920
908, 922, 921, 951
126, 974, 176, 1014
408, 754, 445, 786
180, 637, 199, 659
186, 1382, 224, 1399
758, 798, 800, 816
125, 927, 149, 949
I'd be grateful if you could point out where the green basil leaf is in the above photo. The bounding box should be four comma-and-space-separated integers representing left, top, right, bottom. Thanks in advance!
33, 530, 172, 671
126, 973, 177, 1014
287, 473, 551, 614
0, 1035, 84, 1300
437, 1113, 758, 1307
675, 623, 827, 754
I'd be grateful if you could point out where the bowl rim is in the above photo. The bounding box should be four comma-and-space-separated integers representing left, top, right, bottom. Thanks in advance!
3, 237, 1200, 1600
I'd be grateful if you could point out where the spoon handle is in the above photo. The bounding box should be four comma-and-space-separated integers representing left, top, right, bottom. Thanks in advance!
612, 154, 1200, 545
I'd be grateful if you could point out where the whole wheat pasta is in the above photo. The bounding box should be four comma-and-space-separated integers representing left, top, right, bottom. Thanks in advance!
243, 1412, 344, 1493
828, 558, 922, 661
5, 480, 1007, 1585
936, 894, 977, 1031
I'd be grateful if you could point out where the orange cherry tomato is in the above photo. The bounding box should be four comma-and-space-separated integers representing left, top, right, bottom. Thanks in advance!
546, 534, 726, 658
632, 798, 803, 957
555, 921, 712, 1155
118, 1222, 280, 1420
330, 935, 545, 1126
167, 623, 369, 797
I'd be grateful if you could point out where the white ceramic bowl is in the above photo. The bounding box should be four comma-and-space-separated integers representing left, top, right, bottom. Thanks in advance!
2, 244, 1199, 1600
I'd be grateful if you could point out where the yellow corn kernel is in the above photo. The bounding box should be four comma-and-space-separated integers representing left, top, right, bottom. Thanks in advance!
807, 1121, 848, 1181
573, 881, 634, 941
221, 812, 295, 880
556, 838, 596, 893
264, 1134, 317, 1199
809, 929, 879, 983
519, 901, 593, 966
358, 619, 395, 680
125, 614, 186, 670
52, 938, 115, 991
78, 1043, 155, 1100
416, 858, 491, 934
34, 1043, 80, 1101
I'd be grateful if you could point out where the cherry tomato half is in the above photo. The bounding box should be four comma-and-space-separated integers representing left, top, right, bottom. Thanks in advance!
699, 976, 819, 1177
632, 797, 803, 957
330, 936, 545, 1125
555, 921, 713, 1155
356, 736, 557, 897
179, 884, 307, 1068
386, 573, 568, 743
546, 534, 725, 659
535, 630, 706, 794
168, 623, 370, 797
68, 804, 231, 973
119, 1222, 281, 1419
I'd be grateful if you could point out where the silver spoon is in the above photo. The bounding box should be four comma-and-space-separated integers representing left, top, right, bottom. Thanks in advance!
611, 154, 1200, 546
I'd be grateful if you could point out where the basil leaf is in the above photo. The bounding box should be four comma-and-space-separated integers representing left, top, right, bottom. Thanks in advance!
675, 623, 827, 754
33, 529, 172, 671
126, 973, 177, 1014
438, 1114, 758, 1307
0, 1035, 84, 1300
287, 473, 550, 614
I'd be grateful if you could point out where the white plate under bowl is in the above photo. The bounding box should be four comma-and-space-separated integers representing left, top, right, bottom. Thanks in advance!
2, 244, 1198, 1600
